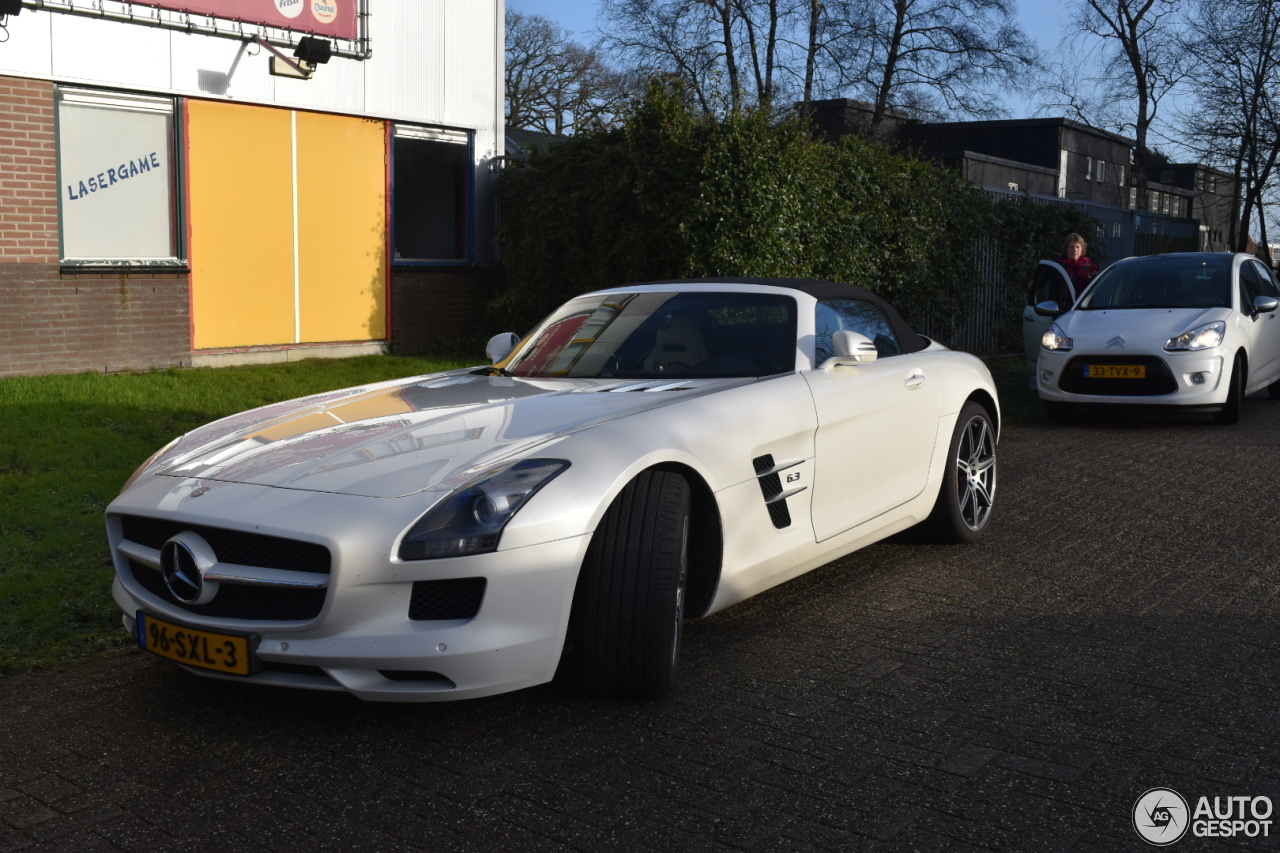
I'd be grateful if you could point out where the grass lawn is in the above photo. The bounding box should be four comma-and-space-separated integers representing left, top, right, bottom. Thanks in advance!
0, 350, 1044, 676
0, 353, 475, 674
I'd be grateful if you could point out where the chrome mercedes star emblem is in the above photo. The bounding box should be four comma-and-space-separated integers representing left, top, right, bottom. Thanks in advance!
1106, 335, 1126, 349
160, 533, 220, 605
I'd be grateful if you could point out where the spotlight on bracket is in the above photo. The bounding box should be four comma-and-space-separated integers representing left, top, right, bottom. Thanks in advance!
294, 36, 333, 66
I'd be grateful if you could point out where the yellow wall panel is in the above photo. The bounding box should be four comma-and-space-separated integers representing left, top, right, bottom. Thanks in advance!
188, 100, 296, 349
296, 112, 387, 343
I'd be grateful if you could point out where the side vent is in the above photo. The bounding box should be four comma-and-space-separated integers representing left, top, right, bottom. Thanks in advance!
751, 453, 807, 530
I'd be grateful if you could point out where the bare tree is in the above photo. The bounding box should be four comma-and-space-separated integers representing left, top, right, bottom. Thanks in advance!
1178, 0, 1280, 253
1042, 0, 1184, 210
601, 0, 854, 113
506, 11, 635, 135
828, 0, 1035, 129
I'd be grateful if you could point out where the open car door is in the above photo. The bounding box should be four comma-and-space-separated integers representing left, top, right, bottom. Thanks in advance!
1022, 260, 1076, 386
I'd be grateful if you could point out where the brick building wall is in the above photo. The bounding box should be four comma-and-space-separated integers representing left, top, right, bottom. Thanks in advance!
0, 75, 191, 378
391, 267, 503, 356
0, 77, 58, 262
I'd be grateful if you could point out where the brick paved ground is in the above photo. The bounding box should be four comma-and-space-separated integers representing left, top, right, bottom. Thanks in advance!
4, 396, 1280, 852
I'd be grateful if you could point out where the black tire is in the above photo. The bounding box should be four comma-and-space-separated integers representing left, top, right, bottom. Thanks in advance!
1268, 376, 1280, 400
922, 402, 997, 543
1215, 354, 1244, 425
568, 471, 690, 698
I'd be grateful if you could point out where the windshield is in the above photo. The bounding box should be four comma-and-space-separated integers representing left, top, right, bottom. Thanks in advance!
501, 291, 798, 379
1077, 255, 1232, 310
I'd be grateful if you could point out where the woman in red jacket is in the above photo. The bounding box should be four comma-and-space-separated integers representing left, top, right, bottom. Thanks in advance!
1056, 232, 1099, 307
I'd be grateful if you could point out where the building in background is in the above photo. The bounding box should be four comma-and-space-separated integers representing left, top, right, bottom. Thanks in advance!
1146, 164, 1237, 252
0, 0, 504, 378
810, 99, 1223, 262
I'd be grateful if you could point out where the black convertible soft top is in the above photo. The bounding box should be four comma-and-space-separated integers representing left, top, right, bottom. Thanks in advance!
632, 277, 932, 355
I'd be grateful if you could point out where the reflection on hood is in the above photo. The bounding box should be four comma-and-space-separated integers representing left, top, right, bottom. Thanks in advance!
153, 372, 746, 498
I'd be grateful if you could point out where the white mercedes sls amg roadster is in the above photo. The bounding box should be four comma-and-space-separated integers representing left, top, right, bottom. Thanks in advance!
107, 279, 1000, 701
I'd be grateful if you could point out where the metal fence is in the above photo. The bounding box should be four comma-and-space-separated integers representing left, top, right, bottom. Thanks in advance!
914, 190, 1201, 354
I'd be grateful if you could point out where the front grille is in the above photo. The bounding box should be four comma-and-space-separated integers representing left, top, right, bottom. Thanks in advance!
408, 578, 486, 621
1059, 356, 1178, 396
119, 515, 331, 574
129, 559, 327, 621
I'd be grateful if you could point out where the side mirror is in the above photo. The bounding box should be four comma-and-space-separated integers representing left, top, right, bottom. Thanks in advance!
1033, 300, 1061, 317
820, 330, 879, 369
486, 332, 520, 364
1254, 295, 1279, 314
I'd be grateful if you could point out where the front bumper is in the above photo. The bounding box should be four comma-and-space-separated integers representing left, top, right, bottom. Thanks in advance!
1036, 349, 1227, 406
108, 477, 590, 702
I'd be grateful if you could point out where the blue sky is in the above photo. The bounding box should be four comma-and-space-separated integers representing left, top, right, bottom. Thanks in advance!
507, 0, 1075, 120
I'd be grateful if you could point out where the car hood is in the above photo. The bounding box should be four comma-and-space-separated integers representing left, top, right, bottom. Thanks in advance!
1059, 307, 1230, 349
149, 372, 751, 498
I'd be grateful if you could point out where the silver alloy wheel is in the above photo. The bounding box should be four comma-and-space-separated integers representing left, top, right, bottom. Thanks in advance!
955, 414, 997, 530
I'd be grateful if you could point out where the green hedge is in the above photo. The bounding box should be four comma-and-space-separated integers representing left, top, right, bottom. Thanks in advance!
496, 81, 1091, 352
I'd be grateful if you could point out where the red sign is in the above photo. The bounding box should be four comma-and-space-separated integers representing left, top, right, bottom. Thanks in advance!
131, 0, 357, 41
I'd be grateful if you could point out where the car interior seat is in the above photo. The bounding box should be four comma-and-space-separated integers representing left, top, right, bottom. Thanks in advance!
644, 312, 710, 372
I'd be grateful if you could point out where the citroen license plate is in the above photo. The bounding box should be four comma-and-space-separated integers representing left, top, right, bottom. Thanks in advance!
136, 611, 258, 676
1086, 364, 1146, 379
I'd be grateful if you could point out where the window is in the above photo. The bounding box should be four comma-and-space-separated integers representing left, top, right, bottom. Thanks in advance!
1097, 161, 1106, 182
1007, 181, 1020, 192
1129, 187, 1137, 208
1161, 170, 1175, 184
1196, 171, 1206, 191
504, 291, 797, 378
1086, 156, 1093, 180
1118, 165, 1126, 187
392, 125, 472, 263
1209, 175, 1218, 193
1029, 265, 1074, 309
56, 88, 181, 265
815, 299, 901, 362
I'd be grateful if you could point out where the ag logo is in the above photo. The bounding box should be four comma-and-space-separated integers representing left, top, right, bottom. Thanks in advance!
1134, 788, 1190, 846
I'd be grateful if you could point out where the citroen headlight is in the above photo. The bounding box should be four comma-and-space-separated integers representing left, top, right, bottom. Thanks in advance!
398, 459, 570, 560
1042, 323, 1073, 351
1165, 320, 1226, 352
120, 435, 184, 493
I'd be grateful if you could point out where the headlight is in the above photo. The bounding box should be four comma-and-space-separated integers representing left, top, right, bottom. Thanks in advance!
398, 459, 570, 560
120, 435, 184, 493
1041, 323, 1073, 351
1165, 320, 1226, 352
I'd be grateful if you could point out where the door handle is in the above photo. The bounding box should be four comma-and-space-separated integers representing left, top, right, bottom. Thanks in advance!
905, 371, 926, 390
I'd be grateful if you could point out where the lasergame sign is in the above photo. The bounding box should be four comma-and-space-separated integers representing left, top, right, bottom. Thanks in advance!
129, 0, 357, 40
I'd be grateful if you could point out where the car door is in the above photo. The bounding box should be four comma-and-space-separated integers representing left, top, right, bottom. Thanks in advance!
1239, 260, 1280, 386
1022, 261, 1076, 372
804, 299, 940, 541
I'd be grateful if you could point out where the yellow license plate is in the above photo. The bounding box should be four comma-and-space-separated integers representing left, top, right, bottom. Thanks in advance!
1086, 364, 1146, 379
136, 611, 257, 676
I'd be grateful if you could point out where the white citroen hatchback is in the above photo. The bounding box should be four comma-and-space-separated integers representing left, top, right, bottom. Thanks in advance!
1035, 253, 1280, 423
